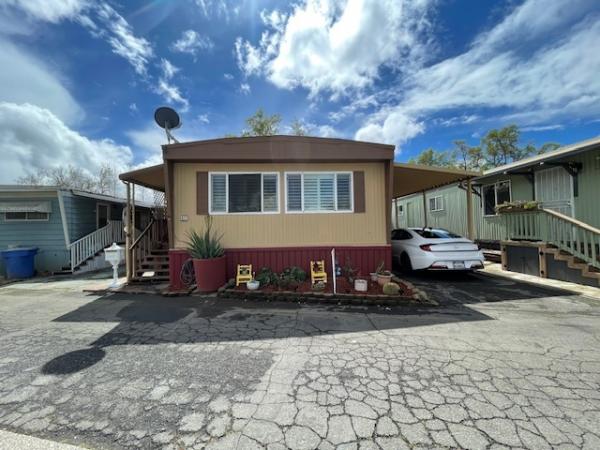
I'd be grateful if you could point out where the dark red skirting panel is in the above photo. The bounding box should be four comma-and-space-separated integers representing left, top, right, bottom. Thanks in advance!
169, 246, 391, 291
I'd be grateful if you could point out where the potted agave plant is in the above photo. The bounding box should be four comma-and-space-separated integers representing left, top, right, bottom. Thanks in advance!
186, 216, 226, 293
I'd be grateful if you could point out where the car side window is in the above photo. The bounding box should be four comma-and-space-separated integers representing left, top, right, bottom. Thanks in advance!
392, 229, 413, 240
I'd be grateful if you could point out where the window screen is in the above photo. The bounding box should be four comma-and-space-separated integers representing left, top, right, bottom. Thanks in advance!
496, 181, 511, 206
4, 212, 49, 221
483, 185, 496, 216
262, 174, 278, 212
336, 173, 352, 211
210, 174, 227, 213
286, 174, 302, 211
228, 174, 261, 213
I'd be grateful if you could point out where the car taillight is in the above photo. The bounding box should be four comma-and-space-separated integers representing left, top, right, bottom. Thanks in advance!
420, 244, 432, 252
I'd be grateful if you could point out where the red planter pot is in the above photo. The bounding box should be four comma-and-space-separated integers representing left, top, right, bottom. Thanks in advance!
193, 255, 227, 293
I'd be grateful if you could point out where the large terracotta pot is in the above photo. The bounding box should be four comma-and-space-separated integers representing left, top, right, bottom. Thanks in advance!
193, 255, 227, 293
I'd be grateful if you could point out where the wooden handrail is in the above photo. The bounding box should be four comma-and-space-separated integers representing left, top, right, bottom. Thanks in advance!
130, 218, 155, 250
541, 208, 600, 236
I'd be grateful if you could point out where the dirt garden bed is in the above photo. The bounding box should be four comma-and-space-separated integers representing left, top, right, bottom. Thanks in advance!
217, 276, 425, 305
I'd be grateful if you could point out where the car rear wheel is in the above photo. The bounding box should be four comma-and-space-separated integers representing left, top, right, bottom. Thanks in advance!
400, 253, 413, 273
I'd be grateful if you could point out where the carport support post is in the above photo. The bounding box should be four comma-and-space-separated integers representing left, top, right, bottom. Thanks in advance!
125, 182, 132, 282
422, 191, 428, 227
394, 198, 399, 228
466, 178, 474, 240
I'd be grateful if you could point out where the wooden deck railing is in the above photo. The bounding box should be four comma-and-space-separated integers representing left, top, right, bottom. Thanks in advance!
68, 220, 124, 272
129, 218, 166, 277
502, 209, 600, 269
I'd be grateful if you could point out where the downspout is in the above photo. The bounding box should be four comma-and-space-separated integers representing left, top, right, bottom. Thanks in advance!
422, 191, 428, 227
466, 178, 474, 240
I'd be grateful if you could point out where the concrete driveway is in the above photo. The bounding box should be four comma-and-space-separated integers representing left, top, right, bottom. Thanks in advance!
0, 272, 599, 449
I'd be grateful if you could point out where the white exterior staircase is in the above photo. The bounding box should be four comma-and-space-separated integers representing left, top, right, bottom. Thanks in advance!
68, 220, 125, 274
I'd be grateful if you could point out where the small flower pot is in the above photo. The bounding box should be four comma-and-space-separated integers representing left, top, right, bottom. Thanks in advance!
377, 273, 392, 286
370, 272, 378, 282
354, 279, 368, 292
193, 255, 226, 293
247, 280, 260, 291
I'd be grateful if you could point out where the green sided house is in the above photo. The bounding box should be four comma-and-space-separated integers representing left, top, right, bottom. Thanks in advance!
0, 186, 150, 277
393, 135, 600, 286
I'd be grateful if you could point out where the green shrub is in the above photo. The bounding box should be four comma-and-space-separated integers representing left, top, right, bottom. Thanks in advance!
383, 282, 400, 296
186, 216, 224, 259
255, 267, 278, 286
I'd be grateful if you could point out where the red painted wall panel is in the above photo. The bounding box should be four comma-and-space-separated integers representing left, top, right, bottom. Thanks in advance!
169, 249, 191, 291
168, 246, 391, 290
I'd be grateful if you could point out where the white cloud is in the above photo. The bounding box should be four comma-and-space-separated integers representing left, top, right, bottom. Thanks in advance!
197, 114, 210, 124
521, 124, 564, 132
0, 0, 89, 23
160, 58, 179, 80
224, 73, 234, 80
0, 38, 81, 124
355, 111, 424, 149
195, 0, 237, 20
355, 0, 600, 147
0, 102, 133, 183
129, 103, 138, 112
94, 3, 153, 75
171, 30, 213, 58
239, 83, 251, 95
235, 0, 435, 97
154, 59, 188, 110
126, 124, 203, 167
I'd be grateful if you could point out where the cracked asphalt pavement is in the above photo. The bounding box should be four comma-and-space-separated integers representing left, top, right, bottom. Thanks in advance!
0, 271, 599, 449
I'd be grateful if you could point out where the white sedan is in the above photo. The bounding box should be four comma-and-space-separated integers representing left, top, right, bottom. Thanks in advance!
391, 227, 484, 271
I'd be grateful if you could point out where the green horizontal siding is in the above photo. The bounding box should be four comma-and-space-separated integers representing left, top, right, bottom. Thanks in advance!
0, 195, 68, 275
571, 147, 600, 228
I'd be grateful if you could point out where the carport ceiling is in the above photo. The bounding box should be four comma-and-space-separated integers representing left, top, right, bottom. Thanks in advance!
119, 164, 165, 192
393, 163, 480, 198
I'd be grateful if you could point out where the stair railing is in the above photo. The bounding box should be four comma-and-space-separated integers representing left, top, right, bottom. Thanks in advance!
69, 220, 124, 272
502, 209, 600, 269
130, 218, 165, 278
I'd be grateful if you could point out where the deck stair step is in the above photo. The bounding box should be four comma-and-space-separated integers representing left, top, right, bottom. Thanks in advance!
543, 247, 600, 284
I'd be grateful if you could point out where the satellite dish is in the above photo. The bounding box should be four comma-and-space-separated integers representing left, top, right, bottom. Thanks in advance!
154, 107, 181, 144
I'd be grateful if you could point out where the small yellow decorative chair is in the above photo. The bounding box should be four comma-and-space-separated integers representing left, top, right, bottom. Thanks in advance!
310, 260, 327, 285
236, 264, 253, 286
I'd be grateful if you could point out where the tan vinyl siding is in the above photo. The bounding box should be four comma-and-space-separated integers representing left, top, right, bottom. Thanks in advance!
173, 162, 387, 248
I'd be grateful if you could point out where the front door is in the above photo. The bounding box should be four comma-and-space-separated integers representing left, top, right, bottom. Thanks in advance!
97, 204, 110, 228
535, 167, 574, 217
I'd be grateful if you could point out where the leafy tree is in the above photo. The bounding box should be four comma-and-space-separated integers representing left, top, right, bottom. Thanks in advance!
406, 125, 561, 170
290, 119, 307, 136
537, 142, 561, 154
408, 148, 455, 167
241, 108, 281, 136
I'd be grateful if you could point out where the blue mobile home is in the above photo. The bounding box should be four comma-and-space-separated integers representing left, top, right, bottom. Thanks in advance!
0, 186, 150, 277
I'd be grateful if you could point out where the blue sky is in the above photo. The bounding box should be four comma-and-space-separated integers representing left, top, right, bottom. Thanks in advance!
0, 0, 599, 182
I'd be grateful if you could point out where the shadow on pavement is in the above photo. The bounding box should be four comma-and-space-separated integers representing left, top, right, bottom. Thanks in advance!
43, 293, 491, 374
399, 270, 577, 306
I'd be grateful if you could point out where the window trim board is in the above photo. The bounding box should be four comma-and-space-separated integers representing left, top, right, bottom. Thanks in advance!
482, 180, 512, 217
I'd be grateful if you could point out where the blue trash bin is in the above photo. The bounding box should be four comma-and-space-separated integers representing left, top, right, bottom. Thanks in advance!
0, 247, 38, 279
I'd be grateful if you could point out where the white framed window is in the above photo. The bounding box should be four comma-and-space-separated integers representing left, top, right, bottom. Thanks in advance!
429, 196, 444, 212
482, 180, 512, 216
4, 212, 49, 221
209, 172, 280, 214
285, 172, 353, 213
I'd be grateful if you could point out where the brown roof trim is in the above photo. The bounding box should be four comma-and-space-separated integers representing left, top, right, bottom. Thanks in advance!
163, 135, 395, 163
